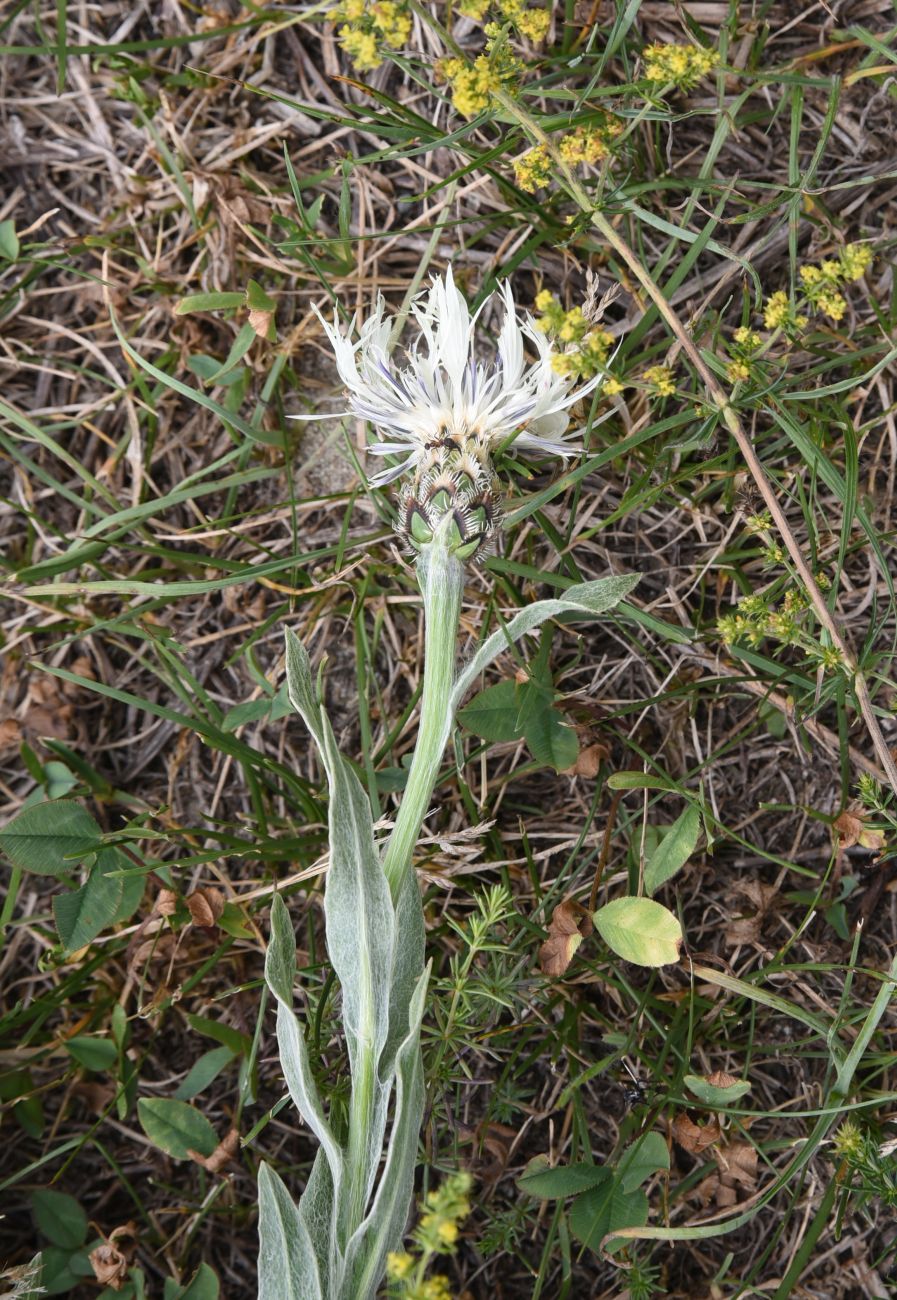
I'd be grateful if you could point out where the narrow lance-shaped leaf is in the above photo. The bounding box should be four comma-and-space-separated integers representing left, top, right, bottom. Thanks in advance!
343, 965, 430, 1300
644, 804, 701, 896
284, 630, 396, 1080
258, 1162, 323, 1300
265, 895, 344, 1193
452, 574, 640, 713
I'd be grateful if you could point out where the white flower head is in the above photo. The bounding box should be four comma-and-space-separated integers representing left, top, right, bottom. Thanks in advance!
314, 267, 603, 486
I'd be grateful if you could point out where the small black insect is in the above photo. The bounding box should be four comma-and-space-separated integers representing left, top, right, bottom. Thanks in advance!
620, 1060, 649, 1109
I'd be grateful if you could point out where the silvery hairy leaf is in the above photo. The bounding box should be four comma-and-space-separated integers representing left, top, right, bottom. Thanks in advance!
284, 631, 399, 1211
265, 894, 344, 1192
343, 965, 429, 1299
452, 574, 641, 711
380, 863, 425, 1080
258, 1161, 323, 1300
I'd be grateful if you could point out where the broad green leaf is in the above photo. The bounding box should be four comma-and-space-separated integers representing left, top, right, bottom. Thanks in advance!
111, 859, 146, 925
65, 1036, 118, 1072
0, 219, 19, 260
644, 805, 701, 896
184, 1012, 251, 1056
616, 1131, 670, 1194
684, 1073, 752, 1106
0, 799, 102, 875
175, 291, 245, 314
37, 1246, 90, 1296
258, 1163, 323, 1300
523, 699, 578, 772
170, 1263, 220, 1300
247, 279, 276, 312
54, 850, 124, 952
381, 856, 425, 1079
31, 1189, 87, 1249
606, 772, 680, 793
593, 897, 683, 967
458, 680, 521, 742
223, 698, 273, 732
518, 1155, 610, 1199
137, 1098, 218, 1160
174, 1046, 237, 1101
569, 1178, 648, 1254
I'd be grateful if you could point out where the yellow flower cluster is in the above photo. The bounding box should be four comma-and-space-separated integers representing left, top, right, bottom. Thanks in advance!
799, 263, 847, 322
387, 1173, 472, 1298
762, 290, 807, 333
642, 364, 676, 397
725, 324, 762, 383
513, 145, 552, 192
838, 242, 873, 280
513, 113, 622, 192
718, 587, 816, 652
559, 114, 623, 164
335, 0, 411, 71
643, 42, 717, 90
441, 54, 505, 116
458, 0, 550, 41
535, 290, 615, 380
757, 244, 872, 341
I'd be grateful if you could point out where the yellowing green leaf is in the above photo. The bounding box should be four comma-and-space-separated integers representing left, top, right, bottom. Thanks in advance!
593, 897, 682, 967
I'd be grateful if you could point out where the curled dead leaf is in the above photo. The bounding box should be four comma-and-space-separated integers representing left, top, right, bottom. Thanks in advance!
248, 307, 274, 339
572, 741, 607, 779
671, 1112, 721, 1155
73, 1080, 117, 1116
706, 1070, 739, 1090
0, 717, 22, 752
88, 1224, 135, 1291
714, 1139, 757, 1208
186, 887, 224, 930
458, 1121, 516, 1185
539, 897, 593, 977
189, 1126, 240, 1173
834, 808, 885, 854
155, 889, 178, 918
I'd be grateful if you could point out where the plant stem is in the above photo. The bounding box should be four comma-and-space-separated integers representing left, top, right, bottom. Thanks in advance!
382, 538, 465, 901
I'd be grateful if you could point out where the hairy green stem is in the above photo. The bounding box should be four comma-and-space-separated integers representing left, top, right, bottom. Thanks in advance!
382, 539, 465, 900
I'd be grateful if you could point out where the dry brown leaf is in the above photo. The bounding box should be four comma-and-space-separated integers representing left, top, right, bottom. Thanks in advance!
572, 742, 607, 778
0, 717, 22, 752
248, 307, 273, 339
88, 1225, 135, 1291
833, 808, 885, 854
186, 887, 224, 929
725, 879, 780, 947
72, 1080, 116, 1115
539, 897, 593, 977
61, 655, 95, 695
24, 677, 76, 741
706, 1070, 740, 1090
458, 1121, 517, 1184
671, 1112, 721, 1155
155, 889, 178, 918
89, 1243, 128, 1291
713, 1139, 757, 1208
189, 1127, 240, 1173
